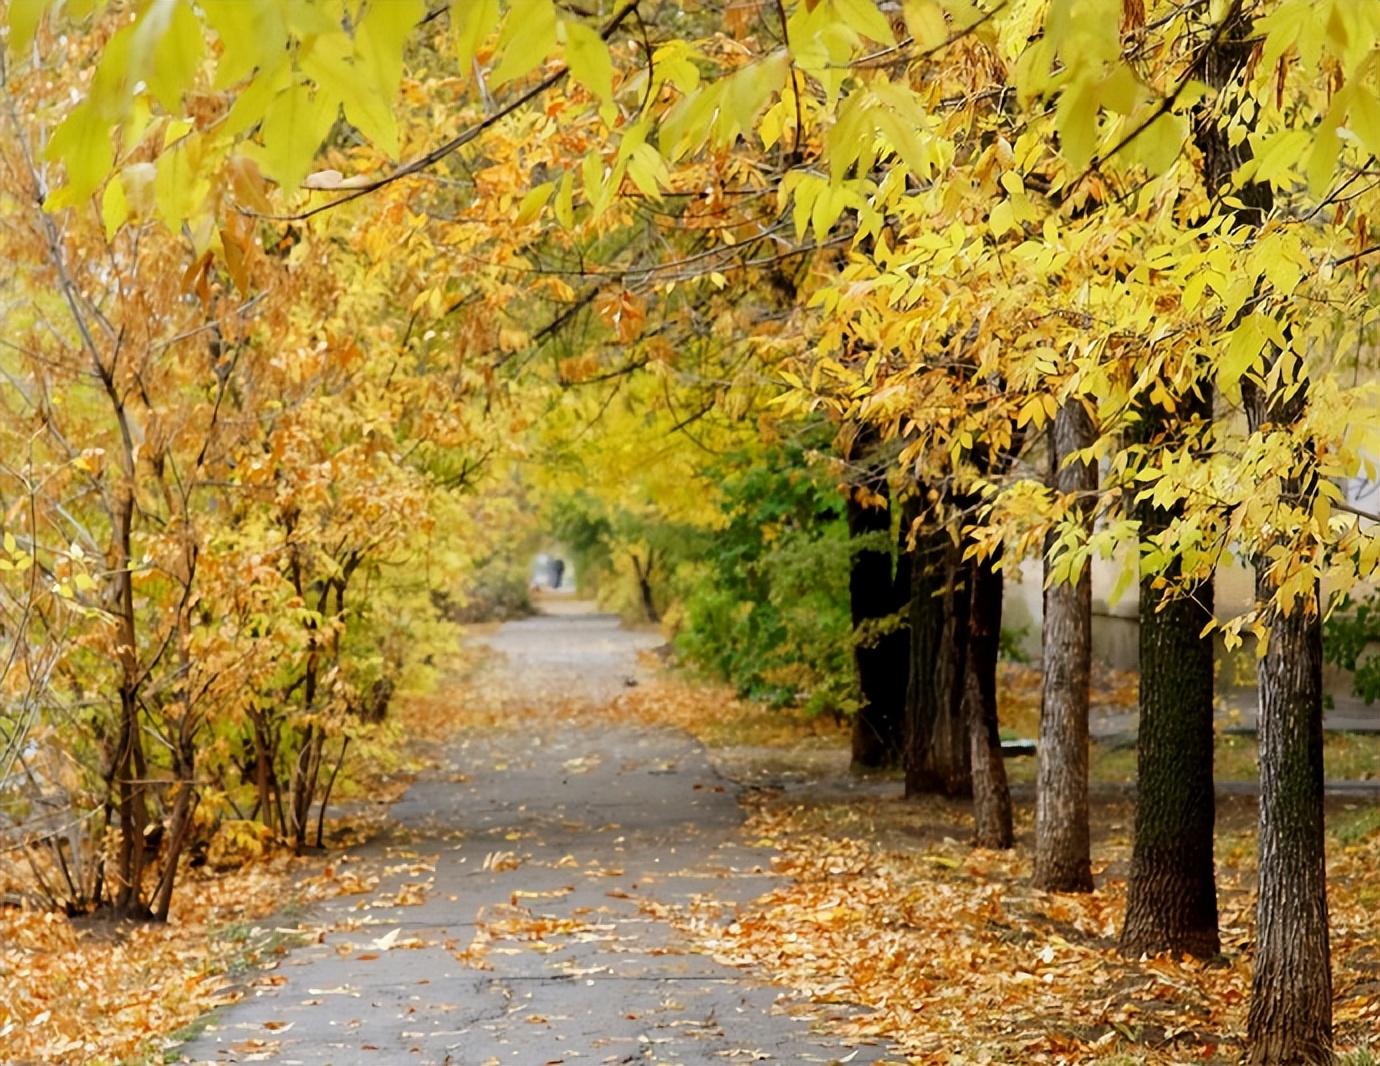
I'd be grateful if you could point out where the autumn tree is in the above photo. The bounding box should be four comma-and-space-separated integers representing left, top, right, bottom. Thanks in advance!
24, 6, 1380, 1062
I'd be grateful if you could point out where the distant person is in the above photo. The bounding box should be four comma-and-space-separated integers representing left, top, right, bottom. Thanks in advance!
552, 558, 566, 589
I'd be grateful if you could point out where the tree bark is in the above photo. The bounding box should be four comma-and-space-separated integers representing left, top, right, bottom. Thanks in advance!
1033, 399, 1095, 892
631, 551, 659, 623
111, 487, 151, 918
1120, 398, 1220, 959
905, 504, 971, 798
1244, 590, 1331, 1064
1193, 7, 1332, 1056
1241, 308, 1331, 1066
965, 550, 1012, 849
847, 472, 907, 770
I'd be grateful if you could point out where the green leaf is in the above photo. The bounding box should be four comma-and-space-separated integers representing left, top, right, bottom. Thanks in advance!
626, 142, 669, 200
554, 169, 575, 228
562, 17, 613, 106
101, 175, 128, 239
454, 0, 499, 74
718, 51, 789, 148
44, 100, 113, 209
1217, 313, 1270, 398
204, 0, 288, 88
490, 0, 557, 88
356, 0, 421, 97
1306, 123, 1340, 198
831, 0, 895, 45
515, 180, 554, 224
6, 0, 45, 55
1128, 111, 1187, 175
1055, 80, 1098, 170
988, 198, 1015, 238
873, 82, 936, 180
223, 58, 292, 137
902, 0, 948, 49
254, 79, 338, 190
826, 90, 870, 184
301, 31, 399, 156
154, 140, 206, 228
44, 23, 134, 207
581, 149, 604, 211
1349, 86, 1380, 160
144, 0, 205, 111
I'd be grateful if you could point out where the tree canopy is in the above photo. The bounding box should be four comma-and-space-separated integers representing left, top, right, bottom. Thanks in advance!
4, 1, 1380, 1061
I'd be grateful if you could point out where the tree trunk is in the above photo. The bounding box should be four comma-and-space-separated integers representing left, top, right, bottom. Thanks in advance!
1241, 306, 1331, 1066
250, 711, 277, 835
631, 551, 659, 623
1192, 9, 1332, 1056
847, 474, 907, 770
1120, 398, 1220, 958
315, 736, 351, 849
1244, 593, 1330, 1064
151, 766, 198, 922
905, 506, 971, 798
289, 723, 324, 852
965, 550, 1012, 849
1034, 399, 1095, 892
112, 487, 150, 918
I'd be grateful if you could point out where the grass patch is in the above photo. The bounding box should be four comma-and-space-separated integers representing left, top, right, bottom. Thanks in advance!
1333, 805, 1380, 846
1005, 732, 1380, 787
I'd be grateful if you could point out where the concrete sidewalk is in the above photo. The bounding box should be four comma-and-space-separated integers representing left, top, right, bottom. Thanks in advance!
177, 609, 894, 1066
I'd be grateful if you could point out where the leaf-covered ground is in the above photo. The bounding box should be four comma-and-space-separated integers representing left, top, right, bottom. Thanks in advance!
5, 636, 1379, 1064
609, 671, 1380, 1064
0, 750, 421, 1063
0, 852, 358, 1063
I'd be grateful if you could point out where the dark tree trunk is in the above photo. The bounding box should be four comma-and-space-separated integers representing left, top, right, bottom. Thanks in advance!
1241, 287, 1331, 1066
151, 765, 197, 923
315, 736, 351, 849
905, 505, 971, 798
1244, 595, 1330, 1064
1120, 397, 1220, 959
847, 472, 907, 770
965, 550, 1012, 849
631, 551, 659, 623
1194, 11, 1332, 1057
1034, 399, 1095, 892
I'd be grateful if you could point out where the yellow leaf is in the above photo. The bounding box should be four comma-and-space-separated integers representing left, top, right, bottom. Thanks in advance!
143, 0, 205, 111
454, 0, 499, 74
562, 17, 613, 106
515, 181, 554, 224
253, 79, 337, 190
101, 177, 128, 239
6, 0, 45, 55
491, 0, 556, 88
832, 0, 895, 44
902, 0, 947, 49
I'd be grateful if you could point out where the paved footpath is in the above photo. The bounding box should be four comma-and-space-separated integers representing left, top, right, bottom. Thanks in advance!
178, 607, 892, 1065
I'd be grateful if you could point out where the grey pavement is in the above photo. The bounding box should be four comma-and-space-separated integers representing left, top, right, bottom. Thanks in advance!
176, 605, 893, 1066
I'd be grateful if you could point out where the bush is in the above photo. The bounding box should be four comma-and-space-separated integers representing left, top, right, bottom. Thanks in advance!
439, 565, 533, 624
1324, 593, 1380, 704
673, 443, 856, 716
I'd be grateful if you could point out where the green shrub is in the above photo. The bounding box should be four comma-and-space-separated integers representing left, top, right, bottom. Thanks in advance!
1324, 593, 1380, 704
673, 443, 856, 716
